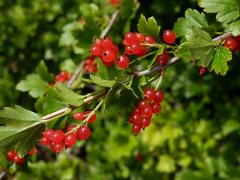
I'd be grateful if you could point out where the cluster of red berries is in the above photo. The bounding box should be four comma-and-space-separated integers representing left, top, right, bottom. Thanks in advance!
55, 71, 72, 83
224, 36, 240, 51
7, 148, 36, 165
39, 111, 96, 153
83, 56, 97, 73
128, 87, 164, 135
90, 37, 130, 69
123, 32, 155, 57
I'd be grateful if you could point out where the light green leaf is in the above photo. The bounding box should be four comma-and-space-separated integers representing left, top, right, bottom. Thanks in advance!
222, 119, 240, 136
210, 47, 232, 75
174, 42, 192, 61
187, 28, 215, 67
16, 74, 48, 98
156, 155, 176, 173
60, 59, 76, 73
36, 60, 54, 83
137, 14, 161, 38
229, 20, 240, 36
174, 9, 208, 38
90, 74, 115, 88
0, 105, 45, 155
199, 0, 240, 24
52, 84, 84, 106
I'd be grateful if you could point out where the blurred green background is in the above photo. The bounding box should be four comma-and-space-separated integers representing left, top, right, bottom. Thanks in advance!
1, 0, 240, 179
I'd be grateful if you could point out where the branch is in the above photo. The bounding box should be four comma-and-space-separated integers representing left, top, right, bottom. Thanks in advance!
66, 10, 120, 88
134, 32, 233, 77
100, 10, 120, 38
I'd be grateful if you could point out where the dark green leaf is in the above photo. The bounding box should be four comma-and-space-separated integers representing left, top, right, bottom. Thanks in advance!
120, 0, 134, 20
36, 60, 54, 83
174, 42, 192, 61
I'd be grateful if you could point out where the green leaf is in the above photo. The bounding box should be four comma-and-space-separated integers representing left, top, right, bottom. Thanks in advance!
156, 155, 176, 173
36, 60, 54, 83
147, 45, 165, 69
52, 84, 84, 107
174, 9, 208, 38
229, 20, 240, 36
222, 119, 240, 136
137, 14, 161, 38
0, 106, 45, 155
186, 28, 215, 67
199, 0, 240, 24
90, 74, 115, 88
174, 42, 192, 61
120, 0, 134, 20
16, 74, 49, 98
60, 59, 76, 73
210, 47, 232, 75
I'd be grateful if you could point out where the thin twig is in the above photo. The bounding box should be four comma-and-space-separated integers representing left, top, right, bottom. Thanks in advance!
100, 10, 120, 38
134, 32, 232, 77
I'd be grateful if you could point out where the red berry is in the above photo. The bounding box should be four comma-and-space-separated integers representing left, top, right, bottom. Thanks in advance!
66, 125, 76, 132
123, 32, 137, 46
141, 105, 153, 119
14, 156, 25, 165
43, 129, 55, 140
102, 37, 114, 50
73, 112, 85, 121
130, 43, 141, 54
125, 45, 133, 55
138, 101, 148, 110
39, 136, 50, 145
136, 33, 145, 43
90, 45, 102, 56
101, 49, 116, 63
163, 30, 176, 44
151, 102, 161, 114
102, 61, 115, 67
131, 113, 141, 125
135, 153, 143, 161
155, 89, 164, 102
110, 0, 121, 7
136, 46, 148, 57
64, 133, 77, 147
7, 150, 17, 161
140, 117, 151, 128
156, 51, 169, 65
77, 126, 91, 140
28, 148, 37, 156
52, 130, 65, 144
132, 124, 141, 135
116, 55, 129, 69
224, 37, 237, 50
199, 67, 207, 76
132, 108, 141, 115
112, 45, 119, 54
50, 142, 64, 153
55, 71, 72, 83
84, 111, 97, 124
144, 36, 155, 44
144, 88, 156, 101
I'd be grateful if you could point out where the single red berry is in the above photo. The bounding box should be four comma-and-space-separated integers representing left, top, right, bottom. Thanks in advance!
7, 150, 17, 161
66, 125, 76, 132
112, 45, 119, 54
125, 45, 133, 55
102, 37, 114, 50
199, 67, 207, 76
224, 37, 237, 50
77, 126, 91, 140
130, 43, 141, 54
84, 111, 97, 124
136, 46, 148, 57
55, 71, 71, 83
102, 61, 115, 67
131, 113, 141, 125
138, 101, 148, 110
110, 0, 121, 7
52, 130, 65, 144
123, 32, 137, 46
50, 142, 64, 153
132, 124, 141, 135
39, 136, 50, 145
140, 117, 151, 128
128, 116, 134, 124
136, 33, 145, 43
116, 55, 129, 69
14, 156, 25, 165
141, 105, 153, 119
132, 107, 141, 116
151, 102, 161, 114
101, 49, 116, 63
163, 30, 176, 44
95, 38, 103, 48
156, 51, 170, 65
90, 45, 102, 56
73, 112, 85, 121
43, 129, 55, 140
144, 36, 155, 44
64, 133, 77, 147
135, 153, 143, 161
144, 88, 156, 101
28, 148, 37, 156
155, 89, 164, 102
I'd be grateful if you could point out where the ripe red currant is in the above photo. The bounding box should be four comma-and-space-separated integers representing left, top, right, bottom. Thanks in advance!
28, 148, 37, 156
144, 88, 156, 101
50, 142, 64, 153
163, 30, 176, 44
116, 55, 129, 69
140, 117, 151, 128
144, 36, 155, 44
52, 130, 65, 144
73, 112, 85, 121
224, 37, 237, 50
151, 102, 161, 114
101, 49, 116, 63
77, 126, 91, 140
155, 89, 164, 102
199, 67, 207, 76
136, 33, 145, 43
90, 45, 102, 56
123, 32, 137, 46
7, 150, 17, 161
84, 111, 97, 124
14, 156, 25, 165
64, 133, 77, 147
156, 51, 169, 65
43, 129, 55, 140
40, 136, 50, 145
132, 124, 141, 135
